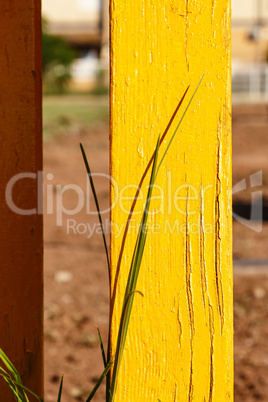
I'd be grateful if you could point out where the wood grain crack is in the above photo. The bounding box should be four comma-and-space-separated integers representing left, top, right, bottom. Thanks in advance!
208, 303, 215, 401
199, 183, 208, 311
215, 122, 224, 332
177, 302, 182, 348
186, 192, 194, 400
174, 382, 177, 401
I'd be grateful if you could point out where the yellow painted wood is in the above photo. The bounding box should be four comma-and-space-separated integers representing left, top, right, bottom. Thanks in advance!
0, 1, 43, 399
110, 1, 232, 400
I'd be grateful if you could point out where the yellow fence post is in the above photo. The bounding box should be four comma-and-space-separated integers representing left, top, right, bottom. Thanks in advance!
0, 1, 43, 399
110, 0, 232, 400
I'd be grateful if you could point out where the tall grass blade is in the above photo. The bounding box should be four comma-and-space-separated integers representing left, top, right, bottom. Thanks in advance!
155, 75, 204, 179
80, 143, 111, 281
80, 143, 112, 396
97, 327, 107, 368
109, 137, 161, 401
109, 77, 203, 401
85, 360, 113, 402
57, 376, 64, 402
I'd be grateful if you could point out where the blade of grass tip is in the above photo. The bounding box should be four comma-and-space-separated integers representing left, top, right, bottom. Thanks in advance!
80, 143, 110, 280
97, 327, 107, 368
85, 360, 113, 402
109, 137, 161, 401
155, 74, 204, 179
57, 376, 64, 402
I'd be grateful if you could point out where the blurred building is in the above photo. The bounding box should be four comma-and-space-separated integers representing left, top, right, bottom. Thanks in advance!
42, 0, 109, 90
232, 0, 268, 61
43, 0, 268, 96
232, 0, 268, 98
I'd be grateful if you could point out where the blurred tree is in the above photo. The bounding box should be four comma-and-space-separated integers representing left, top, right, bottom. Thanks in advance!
42, 19, 76, 93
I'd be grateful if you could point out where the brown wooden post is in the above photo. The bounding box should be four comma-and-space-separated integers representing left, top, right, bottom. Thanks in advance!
0, 1, 43, 399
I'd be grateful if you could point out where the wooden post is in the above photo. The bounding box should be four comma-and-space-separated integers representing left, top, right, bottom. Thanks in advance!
110, 0, 232, 400
0, 1, 43, 399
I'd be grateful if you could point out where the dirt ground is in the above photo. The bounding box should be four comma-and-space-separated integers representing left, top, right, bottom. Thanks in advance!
43, 103, 268, 401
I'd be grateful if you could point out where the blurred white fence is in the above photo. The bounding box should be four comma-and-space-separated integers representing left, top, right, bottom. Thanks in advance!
71, 52, 100, 83
232, 61, 268, 101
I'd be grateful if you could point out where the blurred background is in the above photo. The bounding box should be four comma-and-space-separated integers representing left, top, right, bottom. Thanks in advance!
42, 1, 268, 401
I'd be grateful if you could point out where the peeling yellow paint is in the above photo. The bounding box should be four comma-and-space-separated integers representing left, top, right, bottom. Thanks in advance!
110, 0, 232, 400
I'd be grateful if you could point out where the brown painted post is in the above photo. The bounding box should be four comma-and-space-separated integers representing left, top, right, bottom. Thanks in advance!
0, 1, 43, 399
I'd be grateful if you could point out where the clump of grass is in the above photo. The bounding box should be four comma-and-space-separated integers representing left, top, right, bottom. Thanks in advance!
0, 76, 203, 401
0, 348, 43, 402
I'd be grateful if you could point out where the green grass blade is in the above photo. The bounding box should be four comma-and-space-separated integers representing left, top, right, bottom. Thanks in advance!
85, 360, 113, 402
0, 365, 11, 377
109, 137, 161, 401
121, 136, 161, 304
111, 137, 160, 381
80, 143, 111, 281
80, 143, 112, 396
97, 327, 107, 368
155, 75, 204, 179
57, 376, 64, 402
